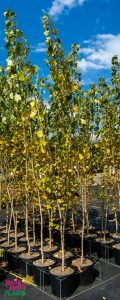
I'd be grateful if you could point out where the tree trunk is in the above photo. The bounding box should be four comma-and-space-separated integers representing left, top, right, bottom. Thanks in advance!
24, 126, 30, 254
72, 210, 75, 232
81, 188, 85, 264
14, 212, 18, 251
33, 203, 36, 245
7, 201, 13, 245
0, 181, 1, 211
115, 212, 118, 234
6, 203, 9, 233
25, 200, 30, 254
38, 193, 44, 263
58, 204, 65, 272
61, 217, 65, 272
101, 202, 104, 238
48, 210, 52, 250
103, 206, 107, 242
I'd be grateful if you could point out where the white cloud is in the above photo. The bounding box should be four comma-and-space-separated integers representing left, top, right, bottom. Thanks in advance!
48, 0, 86, 18
31, 42, 47, 53
78, 33, 120, 72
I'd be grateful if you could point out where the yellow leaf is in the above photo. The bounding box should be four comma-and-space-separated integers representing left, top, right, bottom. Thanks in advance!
86, 153, 90, 159
94, 99, 101, 104
95, 144, 99, 148
71, 83, 79, 93
37, 130, 43, 138
79, 153, 84, 160
68, 169, 72, 173
22, 275, 34, 285
30, 101, 36, 108
41, 147, 45, 153
73, 104, 78, 112
106, 149, 110, 155
91, 134, 97, 141
81, 119, 86, 125
30, 112, 36, 118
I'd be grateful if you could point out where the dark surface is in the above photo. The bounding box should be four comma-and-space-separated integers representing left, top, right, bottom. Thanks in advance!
0, 259, 120, 300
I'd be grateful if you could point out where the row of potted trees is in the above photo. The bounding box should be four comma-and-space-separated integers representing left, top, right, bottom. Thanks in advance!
0, 9, 120, 297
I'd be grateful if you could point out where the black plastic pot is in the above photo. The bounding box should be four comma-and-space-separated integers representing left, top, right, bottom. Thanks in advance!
96, 230, 110, 239
1, 242, 15, 260
95, 238, 113, 259
76, 264, 94, 286
84, 234, 97, 255
7, 247, 26, 271
18, 252, 40, 277
0, 269, 7, 283
88, 227, 96, 234
29, 241, 41, 252
72, 257, 94, 286
113, 244, 120, 266
50, 267, 76, 298
33, 258, 55, 287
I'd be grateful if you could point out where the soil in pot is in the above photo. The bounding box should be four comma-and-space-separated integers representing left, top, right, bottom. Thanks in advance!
1, 230, 14, 237
0, 242, 15, 260
53, 251, 74, 263
29, 241, 41, 251
0, 226, 6, 231
0, 238, 6, 244
111, 233, 120, 240
18, 237, 33, 247
87, 226, 96, 234
33, 258, 55, 286
1, 241, 15, 250
95, 238, 114, 259
113, 243, 120, 265
7, 246, 27, 271
72, 257, 94, 286
96, 230, 110, 238
40, 245, 58, 257
44, 238, 54, 245
19, 252, 40, 277
9, 232, 25, 240
50, 266, 75, 297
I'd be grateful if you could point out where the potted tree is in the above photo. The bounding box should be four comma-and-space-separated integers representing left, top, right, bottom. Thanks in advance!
42, 15, 82, 297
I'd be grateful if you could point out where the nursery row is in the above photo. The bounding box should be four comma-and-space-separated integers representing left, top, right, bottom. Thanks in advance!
0, 214, 120, 298
0, 9, 120, 296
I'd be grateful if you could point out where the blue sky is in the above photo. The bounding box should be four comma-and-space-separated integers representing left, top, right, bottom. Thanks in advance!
0, 0, 120, 87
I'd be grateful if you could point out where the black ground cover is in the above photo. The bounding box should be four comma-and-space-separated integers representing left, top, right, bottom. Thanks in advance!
0, 259, 120, 300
